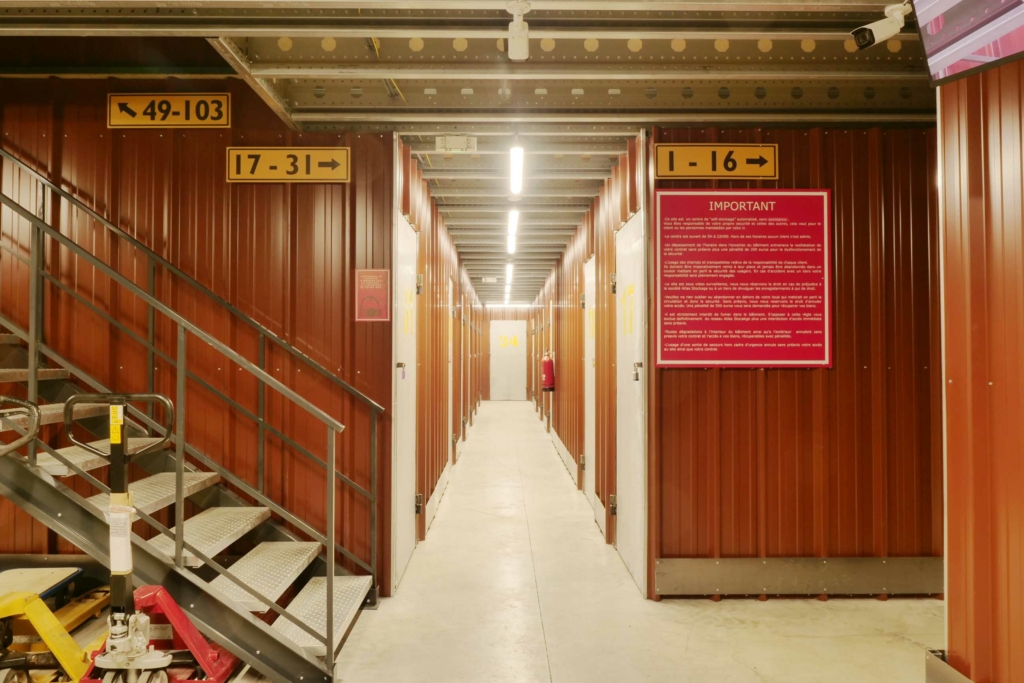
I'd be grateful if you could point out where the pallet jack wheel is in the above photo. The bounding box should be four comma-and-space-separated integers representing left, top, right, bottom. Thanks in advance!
0, 670, 29, 683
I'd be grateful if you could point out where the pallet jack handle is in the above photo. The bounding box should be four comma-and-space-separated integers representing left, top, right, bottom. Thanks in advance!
0, 397, 41, 457
62, 394, 174, 459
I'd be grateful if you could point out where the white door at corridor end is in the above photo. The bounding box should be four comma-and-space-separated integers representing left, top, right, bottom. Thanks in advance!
615, 210, 647, 596
584, 258, 598, 516
489, 320, 527, 400
392, 212, 418, 592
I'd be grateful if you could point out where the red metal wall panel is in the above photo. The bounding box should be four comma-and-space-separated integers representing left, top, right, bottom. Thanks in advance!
0, 79, 395, 593
941, 63, 1024, 683
649, 126, 943, 597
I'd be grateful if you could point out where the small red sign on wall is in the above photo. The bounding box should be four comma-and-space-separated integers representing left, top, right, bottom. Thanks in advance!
655, 189, 832, 368
355, 269, 390, 322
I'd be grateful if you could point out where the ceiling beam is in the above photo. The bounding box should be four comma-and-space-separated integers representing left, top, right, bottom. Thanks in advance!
408, 141, 627, 155
423, 169, 610, 180
442, 207, 590, 213
207, 37, 297, 131
429, 188, 600, 197
258, 65, 926, 81
6, 2, 903, 11
294, 111, 937, 124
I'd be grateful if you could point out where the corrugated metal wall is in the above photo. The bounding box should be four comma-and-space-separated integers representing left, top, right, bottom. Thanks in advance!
0, 79, 395, 592
649, 126, 943, 597
940, 64, 1024, 683
395, 139, 480, 538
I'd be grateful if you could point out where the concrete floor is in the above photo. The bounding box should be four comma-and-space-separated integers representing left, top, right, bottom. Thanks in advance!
335, 400, 944, 683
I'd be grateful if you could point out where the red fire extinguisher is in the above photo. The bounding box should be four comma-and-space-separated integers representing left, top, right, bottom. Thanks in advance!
542, 350, 555, 392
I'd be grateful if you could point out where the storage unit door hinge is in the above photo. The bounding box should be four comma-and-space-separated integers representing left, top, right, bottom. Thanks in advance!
608, 494, 617, 515
580, 455, 585, 470
415, 493, 423, 514
610, 273, 617, 294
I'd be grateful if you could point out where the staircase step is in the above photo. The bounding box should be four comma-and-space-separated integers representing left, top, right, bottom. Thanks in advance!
35, 437, 167, 477
0, 334, 20, 344
272, 575, 372, 656
0, 402, 107, 433
86, 471, 220, 516
211, 542, 320, 612
0, 368, 69, 383
149, 506, 271, 567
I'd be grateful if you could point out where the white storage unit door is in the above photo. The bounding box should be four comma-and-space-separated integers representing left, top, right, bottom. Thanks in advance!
489, 320, 527, 401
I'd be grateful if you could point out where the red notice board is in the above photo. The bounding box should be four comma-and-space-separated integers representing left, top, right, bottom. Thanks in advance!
655, 190, 832, 368
355, 269, 390, 322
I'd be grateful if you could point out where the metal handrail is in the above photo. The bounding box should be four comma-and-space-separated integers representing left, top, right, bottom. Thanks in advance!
0, 146, 384, 414
0, 191, 344, 433
0, 397, 40, 456
0, 180, 375, 671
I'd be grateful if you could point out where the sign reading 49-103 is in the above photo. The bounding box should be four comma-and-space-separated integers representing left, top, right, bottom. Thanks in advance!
107, 93, 231, 128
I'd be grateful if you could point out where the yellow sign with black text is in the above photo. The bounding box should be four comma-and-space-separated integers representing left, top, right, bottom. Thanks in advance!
226, 147, 352, 183
655, 144, 779, 180
108, 93, 230, 128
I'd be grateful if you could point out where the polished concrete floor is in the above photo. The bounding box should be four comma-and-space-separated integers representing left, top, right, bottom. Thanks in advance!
333, 400, 945, 682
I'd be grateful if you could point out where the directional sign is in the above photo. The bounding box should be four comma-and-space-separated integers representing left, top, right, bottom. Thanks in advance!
108, 93, 230, 128
226, 147, 351, 183
655, 144, 779, 180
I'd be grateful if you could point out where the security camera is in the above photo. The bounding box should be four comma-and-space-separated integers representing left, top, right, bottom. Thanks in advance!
507, 0, 531, 62
851, 3, 912, 51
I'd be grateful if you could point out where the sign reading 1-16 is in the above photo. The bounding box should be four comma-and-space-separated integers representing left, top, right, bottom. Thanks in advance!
226, 147, 352, 183
655, 143, 779, 181
108, 94, 230, 128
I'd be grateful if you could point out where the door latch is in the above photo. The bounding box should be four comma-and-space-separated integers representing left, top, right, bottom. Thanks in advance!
608, 494, 617, 516
580, 455, 586, 471
397, 361, 406, 379
415, 493, 423, 515
610, 273, 617, 294
633, 361, 643, 381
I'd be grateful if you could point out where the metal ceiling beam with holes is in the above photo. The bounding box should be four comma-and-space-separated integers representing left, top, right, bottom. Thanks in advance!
423, 169, 610, 180
3, 2, 910, 10
296, 111, 937, 124
255, 65, 926, 81
207, 37, 297, 130
409, 142, 627, 155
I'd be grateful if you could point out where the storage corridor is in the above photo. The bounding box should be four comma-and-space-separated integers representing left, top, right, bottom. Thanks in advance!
335, 401, 943, 683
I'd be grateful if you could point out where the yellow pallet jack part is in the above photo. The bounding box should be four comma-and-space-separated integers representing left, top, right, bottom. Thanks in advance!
0, 593, 90, 683
11, 588, 110, 654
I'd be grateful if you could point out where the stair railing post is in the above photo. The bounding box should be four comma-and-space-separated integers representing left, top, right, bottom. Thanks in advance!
326, 426, 336, 677
175, 323, 187, 569
147, 254, 156, 428
257, 331, 265, 494
26, 218, 41, 466
370, 409, 377, 594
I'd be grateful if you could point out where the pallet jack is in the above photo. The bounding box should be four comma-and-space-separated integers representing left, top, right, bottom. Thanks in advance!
0, 394, 240, 683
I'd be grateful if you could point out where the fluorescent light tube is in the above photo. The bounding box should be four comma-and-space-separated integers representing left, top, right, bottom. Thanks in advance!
506, 263, 514, 283
508, 234, 516, 254
510, 145, 524, 195
508, 209, 519, 236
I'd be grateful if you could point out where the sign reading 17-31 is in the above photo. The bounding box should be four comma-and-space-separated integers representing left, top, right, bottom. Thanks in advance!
226, 147, 351, 183
108, 94, 230, 128
655, 143, 779, 181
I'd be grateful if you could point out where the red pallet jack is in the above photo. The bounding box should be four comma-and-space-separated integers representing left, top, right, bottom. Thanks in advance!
63, 395, 239, 683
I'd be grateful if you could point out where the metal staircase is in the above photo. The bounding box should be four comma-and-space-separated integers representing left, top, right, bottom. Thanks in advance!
0, 147, 384, 683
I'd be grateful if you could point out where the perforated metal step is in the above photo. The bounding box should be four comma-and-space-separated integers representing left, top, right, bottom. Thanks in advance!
149, 506, 270, 567
272, 575, 372, 656
0, 368, 68, 382
210, 542, 320, 612
0, 402, 107, 432
35, 437, 167, 477
86, 471, 220, 516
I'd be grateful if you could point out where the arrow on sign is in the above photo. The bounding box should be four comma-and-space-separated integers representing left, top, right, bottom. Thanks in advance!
746, 156, 769, 167
117, 102, 138, 118
318, 159, 341, 170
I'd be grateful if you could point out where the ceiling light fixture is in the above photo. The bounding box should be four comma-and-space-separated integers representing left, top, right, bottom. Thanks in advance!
506, 284, 512, 294
508, 234, 517, 254
508, 209, 519, 235
506, 263, 514, 284
510, 143, 524, 195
